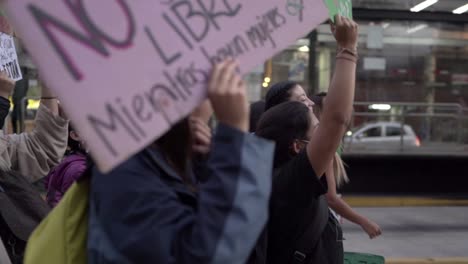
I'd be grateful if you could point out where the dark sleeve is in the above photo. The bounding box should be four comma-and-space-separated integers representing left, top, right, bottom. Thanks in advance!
273, 151, 327, 206
91, 124, 275, 264
0, 97, 10, 130
192, 154, 210, 183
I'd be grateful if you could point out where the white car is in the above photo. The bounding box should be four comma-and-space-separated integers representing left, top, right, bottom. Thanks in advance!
343, 122, 421, 150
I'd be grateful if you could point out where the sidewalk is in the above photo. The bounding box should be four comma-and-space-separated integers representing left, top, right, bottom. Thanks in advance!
386, 259, 468, 264
341, 207, 468, 263
344, 196, 468, 207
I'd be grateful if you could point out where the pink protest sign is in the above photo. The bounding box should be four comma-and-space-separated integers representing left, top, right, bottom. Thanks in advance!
3, 0, 329, 172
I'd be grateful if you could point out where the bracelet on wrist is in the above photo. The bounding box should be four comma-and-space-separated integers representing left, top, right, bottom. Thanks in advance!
336, 47, 358, 63
336, 56, 358, 64
337, 47, 358, 56
41, 97, 58, 100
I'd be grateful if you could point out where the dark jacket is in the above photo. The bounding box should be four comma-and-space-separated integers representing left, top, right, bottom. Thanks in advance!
88, 124, 275, 264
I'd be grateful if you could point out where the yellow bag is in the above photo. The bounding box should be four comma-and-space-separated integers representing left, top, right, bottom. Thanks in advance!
24, 178, 89, 264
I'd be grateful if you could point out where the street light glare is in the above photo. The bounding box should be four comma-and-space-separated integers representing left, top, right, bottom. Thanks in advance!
410, 0, 438, 12
298, 45, 309, 52
369, 104, 392, 111
453, 3, 468, 14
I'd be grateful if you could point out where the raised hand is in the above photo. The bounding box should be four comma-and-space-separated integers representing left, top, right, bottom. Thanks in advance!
208, 59, 249, 132
331, 15, 359, 51
0, 70, 15, 99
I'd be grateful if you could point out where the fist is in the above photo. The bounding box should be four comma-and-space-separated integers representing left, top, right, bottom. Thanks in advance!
0, 71, 15, 98
208, 59, 249, 132
331, 15, 359, 50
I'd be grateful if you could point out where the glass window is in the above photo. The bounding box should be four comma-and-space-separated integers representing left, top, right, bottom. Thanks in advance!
353, 0, 464, 13
360, 127, 382, 138
386, 126, 404, 137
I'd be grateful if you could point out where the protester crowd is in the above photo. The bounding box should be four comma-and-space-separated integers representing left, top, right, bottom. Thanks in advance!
0, 15, 383, 264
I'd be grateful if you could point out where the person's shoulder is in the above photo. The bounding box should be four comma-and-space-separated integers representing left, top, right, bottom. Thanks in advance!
278, 151, 316, 177
274, 151, 326, 203
62, 153, 86, 164
91, 149, 176, 203
91, 148, 165, 190
94, 151, 147, 179
63, 159, 87, 175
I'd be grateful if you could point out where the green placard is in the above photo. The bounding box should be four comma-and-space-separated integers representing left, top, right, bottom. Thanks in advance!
324, 0, 353, 22
344, 252, 385, 264
0, 9, 12, 34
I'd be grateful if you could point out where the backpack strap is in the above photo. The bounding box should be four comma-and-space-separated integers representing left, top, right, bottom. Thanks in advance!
290, 195, 329, 263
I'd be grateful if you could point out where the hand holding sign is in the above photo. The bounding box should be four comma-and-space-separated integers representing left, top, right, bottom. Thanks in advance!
332, 15, 358, 50
0, 33, 22, 81
208, 59, 249, 133
0, 70, 14, 99
325, 0, 353, 22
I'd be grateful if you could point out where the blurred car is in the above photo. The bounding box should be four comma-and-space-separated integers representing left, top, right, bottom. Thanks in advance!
343, 122, 421, 150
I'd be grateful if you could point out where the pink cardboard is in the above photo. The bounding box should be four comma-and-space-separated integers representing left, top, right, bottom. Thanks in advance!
3, 0, 328, 172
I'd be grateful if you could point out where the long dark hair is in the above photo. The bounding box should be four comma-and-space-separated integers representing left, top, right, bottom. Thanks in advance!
67, 124, 85, 155
265, 81, 299, 111
311, 92, 327, 119
249, 100, 265, 133
155, 118, 192, 184
256, 101, 311, 168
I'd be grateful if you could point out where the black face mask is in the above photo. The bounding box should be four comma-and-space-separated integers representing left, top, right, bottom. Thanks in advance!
0, 97, 10, 130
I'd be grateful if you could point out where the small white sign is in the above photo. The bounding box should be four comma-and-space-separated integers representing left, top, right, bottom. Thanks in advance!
367, 25, 384, 49
289, 52, 309, 82
452, 74, 468, 85
364, 57, 386, 71
0, 33, 22, 81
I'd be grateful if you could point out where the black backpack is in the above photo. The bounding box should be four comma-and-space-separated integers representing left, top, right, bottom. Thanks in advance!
248, 196, 329, 264
0, 170, 51, 264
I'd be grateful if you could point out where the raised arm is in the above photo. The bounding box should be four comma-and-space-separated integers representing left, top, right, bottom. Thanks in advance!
91, 59, 275, 264
0, 72, 14, 130
39, 81, 60, 116
7, 82, 68, 182
308, 15, 358, 177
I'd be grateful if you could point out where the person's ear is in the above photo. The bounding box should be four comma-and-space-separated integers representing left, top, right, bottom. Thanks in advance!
291, 139, 302, 155
70, 131, 80, 141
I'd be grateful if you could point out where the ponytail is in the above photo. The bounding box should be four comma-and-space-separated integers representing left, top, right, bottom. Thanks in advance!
333, 153, 349, 187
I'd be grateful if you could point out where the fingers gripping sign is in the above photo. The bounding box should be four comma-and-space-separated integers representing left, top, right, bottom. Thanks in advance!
324, 0, 353, 23
208, 59, 249, 132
